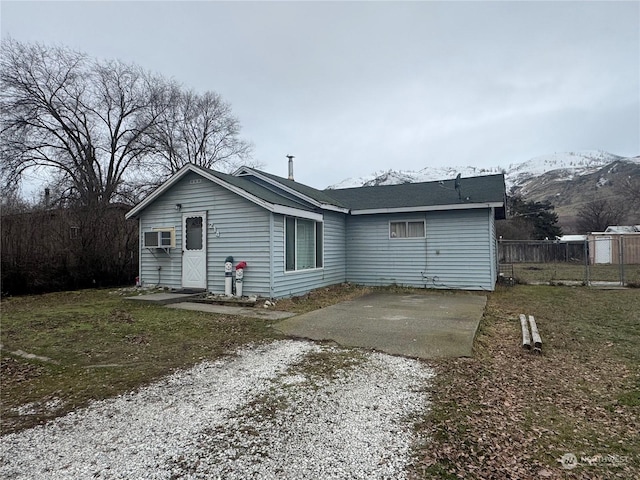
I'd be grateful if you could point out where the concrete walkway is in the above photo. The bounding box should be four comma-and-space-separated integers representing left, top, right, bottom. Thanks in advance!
167, 302, 296, 321
127, 292, 295, 320
274, 292, 487, 359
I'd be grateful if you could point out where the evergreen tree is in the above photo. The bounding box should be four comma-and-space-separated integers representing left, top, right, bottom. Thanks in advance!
501, 196, 562, 240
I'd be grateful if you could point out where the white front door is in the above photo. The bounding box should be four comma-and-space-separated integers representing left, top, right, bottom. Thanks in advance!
182, 212, 207, 289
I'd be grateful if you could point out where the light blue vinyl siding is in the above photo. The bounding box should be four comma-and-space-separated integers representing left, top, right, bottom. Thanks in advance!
137, 168, 498, 297
346, 209, 496, 291
345, 214, 428, 287
272, 211, 347, 298
138, 172, 272, 296
139, 187, 184, 289
424, 210, 494, 290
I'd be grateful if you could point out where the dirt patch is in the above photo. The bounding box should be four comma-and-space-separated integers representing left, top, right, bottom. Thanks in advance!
273, 283, 372, 313
1, 356, 45, 386
109, 308, 135, 323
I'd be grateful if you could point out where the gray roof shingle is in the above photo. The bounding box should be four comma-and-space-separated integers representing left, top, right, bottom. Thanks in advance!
244, 169, 349, 208
206, 165, 505, 215
130, 163, 506, 220
325, 174, 506, 211
197, 166, 316, 211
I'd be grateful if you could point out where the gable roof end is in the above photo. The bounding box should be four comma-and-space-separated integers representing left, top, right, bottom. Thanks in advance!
125, 164, 196, 219
125, 164, 322, 221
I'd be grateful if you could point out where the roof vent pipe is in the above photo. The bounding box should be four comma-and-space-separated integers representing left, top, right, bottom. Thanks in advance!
287, 155, 295, 181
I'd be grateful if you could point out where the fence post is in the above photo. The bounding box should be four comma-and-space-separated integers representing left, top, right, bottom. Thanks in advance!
619, 236, 625, 286
584, 239, 589, 286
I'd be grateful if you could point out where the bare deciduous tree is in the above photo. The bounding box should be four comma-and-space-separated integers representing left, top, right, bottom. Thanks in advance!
576, 198, 626, 233
0, 40, 174, 206
147, 89, 254, 176
1, 39, 254, 206
620, 175, 640, 212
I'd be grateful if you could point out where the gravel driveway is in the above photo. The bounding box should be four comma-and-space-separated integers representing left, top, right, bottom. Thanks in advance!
1, 340, 434, 479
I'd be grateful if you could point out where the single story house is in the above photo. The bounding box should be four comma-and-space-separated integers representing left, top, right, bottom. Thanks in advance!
125, 163, 506, 297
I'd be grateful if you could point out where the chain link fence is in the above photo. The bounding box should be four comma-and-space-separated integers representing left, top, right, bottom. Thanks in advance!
498, 237, 640, 287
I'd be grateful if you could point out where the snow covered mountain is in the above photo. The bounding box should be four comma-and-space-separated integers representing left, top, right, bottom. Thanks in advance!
326, 150, 636, 192
327, 165, 504, 189
326, 150, 640, 233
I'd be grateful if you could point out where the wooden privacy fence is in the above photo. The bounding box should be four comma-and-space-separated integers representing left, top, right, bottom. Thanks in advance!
500, 238, 640, 265
499, 240, 586, 264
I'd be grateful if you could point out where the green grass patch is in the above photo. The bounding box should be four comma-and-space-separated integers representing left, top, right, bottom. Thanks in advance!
1, 289, 281, 433
1, 284, 374, 434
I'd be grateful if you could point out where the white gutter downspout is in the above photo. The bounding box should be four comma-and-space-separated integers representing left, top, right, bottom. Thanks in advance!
269, 212, 275, 298
138, 218, 142, 286
489, 207, 496, 289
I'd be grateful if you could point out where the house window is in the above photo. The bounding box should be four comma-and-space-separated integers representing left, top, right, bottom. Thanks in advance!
285, 217, 323, 271
390, 221, 425, 238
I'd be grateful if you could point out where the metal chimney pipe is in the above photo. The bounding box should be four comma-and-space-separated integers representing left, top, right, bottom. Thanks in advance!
287, 155, 295, 181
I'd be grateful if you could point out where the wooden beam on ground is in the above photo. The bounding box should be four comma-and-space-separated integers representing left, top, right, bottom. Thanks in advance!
528, 314, 542, 352
519, 314, 531, 350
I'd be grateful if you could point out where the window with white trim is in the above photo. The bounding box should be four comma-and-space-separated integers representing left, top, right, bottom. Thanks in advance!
285, 217, 323, 271
390, 221, 425, 238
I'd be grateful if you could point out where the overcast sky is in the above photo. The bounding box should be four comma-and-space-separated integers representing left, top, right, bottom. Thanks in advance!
2, 1, 639, 189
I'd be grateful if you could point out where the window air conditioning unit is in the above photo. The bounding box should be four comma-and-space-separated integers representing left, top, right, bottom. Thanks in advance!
144, 231, 173, 248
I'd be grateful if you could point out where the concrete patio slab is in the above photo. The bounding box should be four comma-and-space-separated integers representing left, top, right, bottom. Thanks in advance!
125, 293, 203, 305
274, 292, 487, 359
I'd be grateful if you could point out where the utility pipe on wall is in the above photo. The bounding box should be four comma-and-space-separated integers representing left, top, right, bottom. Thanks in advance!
224, 256, 234, 296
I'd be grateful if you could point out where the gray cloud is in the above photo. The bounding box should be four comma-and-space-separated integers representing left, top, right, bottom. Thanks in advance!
2, 1, 638, 188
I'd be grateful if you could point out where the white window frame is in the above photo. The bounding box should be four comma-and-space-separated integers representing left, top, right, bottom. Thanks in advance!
285, 217, 324, 272
389, 220, 426, 239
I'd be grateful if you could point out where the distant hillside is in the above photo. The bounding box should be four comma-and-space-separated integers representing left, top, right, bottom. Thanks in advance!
326, 151, 640, 233
516, 158, 640, 232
